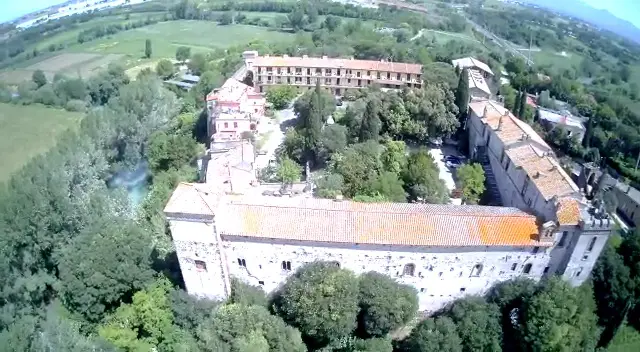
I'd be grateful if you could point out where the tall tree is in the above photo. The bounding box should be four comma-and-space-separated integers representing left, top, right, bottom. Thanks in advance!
196, 304, 306, 352
358, 272, 418, 337
446, 297, 502, 352
522, 278, 599, 352
517, 91, 527, 119
175, 46, 191, 63
398, 317, 462, 352
360, 98, 381, 142
402, 150, 449, 204
454, 68, 469, 125
275, 262, 360, 348
457, 163, 485, 204
296, 82, 328, 165
32, 69, 47, 88
156, 59, 175, 80
144, 39, 152, 58
58, 219, 155, 323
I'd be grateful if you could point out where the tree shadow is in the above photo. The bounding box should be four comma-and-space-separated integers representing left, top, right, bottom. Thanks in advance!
151, 248, 185, 290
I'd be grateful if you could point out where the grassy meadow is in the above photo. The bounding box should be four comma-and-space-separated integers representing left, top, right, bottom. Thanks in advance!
0, 103, 83, 183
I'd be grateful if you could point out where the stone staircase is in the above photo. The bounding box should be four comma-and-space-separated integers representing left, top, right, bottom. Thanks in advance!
476, 146, 502, 206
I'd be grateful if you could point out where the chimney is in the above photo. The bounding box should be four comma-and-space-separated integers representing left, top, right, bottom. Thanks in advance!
303, 55, 308, 59
322, 55, 328, 60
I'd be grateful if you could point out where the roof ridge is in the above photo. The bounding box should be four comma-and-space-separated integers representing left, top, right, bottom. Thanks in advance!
227, 202, 535, 218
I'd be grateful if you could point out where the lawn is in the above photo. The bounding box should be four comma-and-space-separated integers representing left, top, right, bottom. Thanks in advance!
66, 20, 295, 58
608, 324, 640, 352
0, 104, 83, 183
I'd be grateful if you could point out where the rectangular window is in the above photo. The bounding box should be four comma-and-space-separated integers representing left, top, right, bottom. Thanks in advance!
348, 79, 351, 84
406, 73, 410, 80
576, 267, 583, 277
337, 78, 341, 85
543, 266, 550, 274
386, 72, 390, 79
337, 69, 341, 75
460, 288, 466, 292
258, 280, 264, 285
287, 67, 291, 74
532, 246, 540, 254
377, 72, 381, 79
282, 261, 291, 271
307, 68, 311, 75
233, 122, 238, 128
523, 263, 532, 274
287, 77, 291, 84
258, 67, 262, 74
195, 260, 207, 272
511, 263, 517, 271
277, 68, 281, 74
558, 231, 568, 247
367, 70, 371, 76
356, 71, 361, 77
587, 237, 597, 252
582, 255, 589, 261
238, 258, 246, 267
396, 73, 401, 80
357, 79, 362, 87
224, 122, 228, 128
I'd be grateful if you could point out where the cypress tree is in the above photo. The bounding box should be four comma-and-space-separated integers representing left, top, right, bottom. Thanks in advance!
301, 82, 324, 164
518, 90, 528, 119
454, 68, 469, 123
360, 98, 381, 141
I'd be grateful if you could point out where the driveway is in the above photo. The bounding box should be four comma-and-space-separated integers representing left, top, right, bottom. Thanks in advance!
255, 108, 296, 169
428, 147, 457, 193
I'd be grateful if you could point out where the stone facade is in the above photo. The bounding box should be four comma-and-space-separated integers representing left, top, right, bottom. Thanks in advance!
164, 98, 613, 314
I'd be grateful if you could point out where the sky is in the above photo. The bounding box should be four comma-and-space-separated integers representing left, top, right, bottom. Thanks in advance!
581, 0, 640, 28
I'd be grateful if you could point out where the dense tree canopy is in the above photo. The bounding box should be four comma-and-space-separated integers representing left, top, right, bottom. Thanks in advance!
358, 272, 418, 337
276, 262, 360, 347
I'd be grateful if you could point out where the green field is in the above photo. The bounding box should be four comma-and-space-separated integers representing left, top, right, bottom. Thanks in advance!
608, 324, 640, 352
0, 104, 83, 182
66, 20, 295, 58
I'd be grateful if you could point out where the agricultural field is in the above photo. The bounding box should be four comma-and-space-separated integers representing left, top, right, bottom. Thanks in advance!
66, 20, 295, 58
0, 53, 124, 84
0, 103, 83, 182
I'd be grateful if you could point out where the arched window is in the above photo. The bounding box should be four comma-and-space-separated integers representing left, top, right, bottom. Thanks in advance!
281, 261, 291, 271
403, 263, 415, 276
470, 264, 483, 277
523, 263, 532, 274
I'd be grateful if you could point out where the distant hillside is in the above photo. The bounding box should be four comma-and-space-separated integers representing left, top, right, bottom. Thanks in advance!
520, 0, 640, 43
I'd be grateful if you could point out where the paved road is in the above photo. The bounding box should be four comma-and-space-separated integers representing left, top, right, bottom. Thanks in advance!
255, 108, 296, 169
462, 15, 534, 66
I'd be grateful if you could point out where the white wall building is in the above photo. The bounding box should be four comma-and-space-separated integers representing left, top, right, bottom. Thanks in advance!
468, 69, 491, 100
452, 57, 494, 78
164, 99, 612, 312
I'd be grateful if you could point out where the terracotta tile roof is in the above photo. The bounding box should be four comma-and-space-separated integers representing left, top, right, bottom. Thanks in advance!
506, 144, 578, 200
252, 55, 423, 75
469, 100, 580, 201
217, 198, 550, 247
556, 198, 582, 225
164, 183, 217, 217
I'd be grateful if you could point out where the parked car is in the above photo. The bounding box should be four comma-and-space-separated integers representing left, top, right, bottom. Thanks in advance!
445, 158, 463, 168
257, 150, 268, 156
444, 155, 462, 163
429, 138, 443, 147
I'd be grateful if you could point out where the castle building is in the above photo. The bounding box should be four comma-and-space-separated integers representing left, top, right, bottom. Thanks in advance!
164, 98, 613, 312
242, 51, 423, 95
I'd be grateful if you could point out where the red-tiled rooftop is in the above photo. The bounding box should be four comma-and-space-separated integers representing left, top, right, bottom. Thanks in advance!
217, 198, 549, 247
252, 55, 423, 75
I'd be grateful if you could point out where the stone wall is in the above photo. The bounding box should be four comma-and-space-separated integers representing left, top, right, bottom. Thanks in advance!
221, 237, 551, 312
